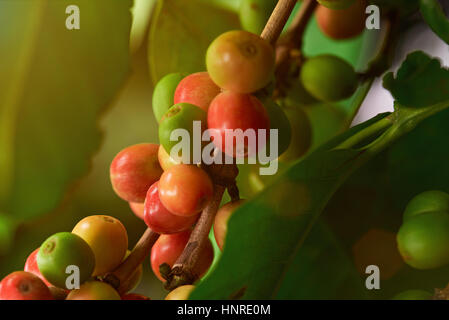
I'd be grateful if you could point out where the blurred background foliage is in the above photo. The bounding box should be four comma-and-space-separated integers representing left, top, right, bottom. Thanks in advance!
0, 0, 448, 299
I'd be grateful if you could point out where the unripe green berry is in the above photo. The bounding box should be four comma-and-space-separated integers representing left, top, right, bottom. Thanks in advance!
37, 232, 95, 289
152, 73, 184, 123
158, 103, 207, 163
239, 0, 277, 35
397, 211, 449, 270
301, 55, 357, 102
403, 190, 449, 221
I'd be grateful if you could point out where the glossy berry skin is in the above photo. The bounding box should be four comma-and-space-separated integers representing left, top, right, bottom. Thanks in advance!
120, 250, 143, 294
301, 55, 357, 102
24, 248, 51, 287
214, 200, 246, 251
174, 72, 221, 112
208, 92, 270, 157
159, 165, 213, 217
317, 1, 366, 40
158, 103, 207, 164
151, 231, 214, 282
165, 285, 195, 300
122, 293, 151, 300
397, 211, 449, 270
110, 143, 163, 203
152, 72, 184, 122
403, 190, 449, 221
278, 106, 312, 162
72, 215, 128, 276
37, 232, 95, 289
239, 0, 277, 34
392, 289, 432, 300
0, 271, 53, 300
66, 281, 120, 300
206, 30, 275, 93
317, 0, 355, 10
158, 145, 180, 171
129, 202, 145, 220
144, 181, 198, 234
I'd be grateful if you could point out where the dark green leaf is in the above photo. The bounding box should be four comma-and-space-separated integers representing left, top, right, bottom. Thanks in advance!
420, 0, 449, 45
383, 51, 449, 108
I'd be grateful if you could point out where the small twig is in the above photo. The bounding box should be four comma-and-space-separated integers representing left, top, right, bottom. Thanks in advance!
272, 0, 317, 98
103, 228, 159, 294
261, 0, 298, 45
275, 0, 317, 68
164, 185, 226, 290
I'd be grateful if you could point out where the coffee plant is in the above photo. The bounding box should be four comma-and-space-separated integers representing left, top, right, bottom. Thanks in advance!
0, 0, 449, 301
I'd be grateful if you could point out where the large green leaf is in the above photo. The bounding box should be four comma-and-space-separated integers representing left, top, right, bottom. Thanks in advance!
147, 0, 240, 84
191, 51, 449, 299
0, 0, 132, 225
420, 0, 449, 45
275, 220, 367, 299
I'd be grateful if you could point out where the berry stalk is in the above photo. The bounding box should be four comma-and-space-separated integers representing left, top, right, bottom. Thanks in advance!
261, 0, 299, 45
103, 228, 159, 294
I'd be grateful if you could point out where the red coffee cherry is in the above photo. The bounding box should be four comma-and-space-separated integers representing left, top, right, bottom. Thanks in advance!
144, 181, 199, 234
208, 91, 270, 157
110, 143, 163, 203
174, 72, 221, 112
0, 271, 53, 300
150, 230, 214, 282
159, 164, 213, 217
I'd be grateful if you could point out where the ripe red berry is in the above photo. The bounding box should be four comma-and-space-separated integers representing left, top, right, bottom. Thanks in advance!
316, 0, 366, 40
24, 248, 52, 287
174, 72, 221, 112
110, 143, 163, 203
0, 271, 53, 300
208, 92, 270, 157
159, 165, 213, 217
150, 230, 214, 282
144, 181, 199, 234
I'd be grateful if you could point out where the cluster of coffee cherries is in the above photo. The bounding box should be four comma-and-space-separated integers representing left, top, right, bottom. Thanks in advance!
0, 215, 149, 300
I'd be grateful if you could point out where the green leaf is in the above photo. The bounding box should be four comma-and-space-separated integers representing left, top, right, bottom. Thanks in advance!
147, 0, 240, 84
420, 0, 449, 45
383, 51, 449, 108
0, 0, 132, 220
192, 51, 449, 299
275, 220, 367, 299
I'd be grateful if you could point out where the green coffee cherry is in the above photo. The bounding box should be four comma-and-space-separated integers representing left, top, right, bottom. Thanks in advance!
317, 0, 356, 10
392, 289, 432, 300
403, 190, 449, 221
300, 55, 358, 102
278, 106, 312, 162
152, 73, 184, 123
37, 232, 95, 288
261, 99, 291, 157
158, 103, 206, 163
283, 78, 319, 107
397, 211, 449, 270
239, 0, 277, 35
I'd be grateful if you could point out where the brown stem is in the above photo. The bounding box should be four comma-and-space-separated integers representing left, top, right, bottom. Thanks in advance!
273, 0, 317, 98
275, 0, 317, 67
164, 185, 226, 290
261, 0, 298, 45
102, 228, 159, 294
